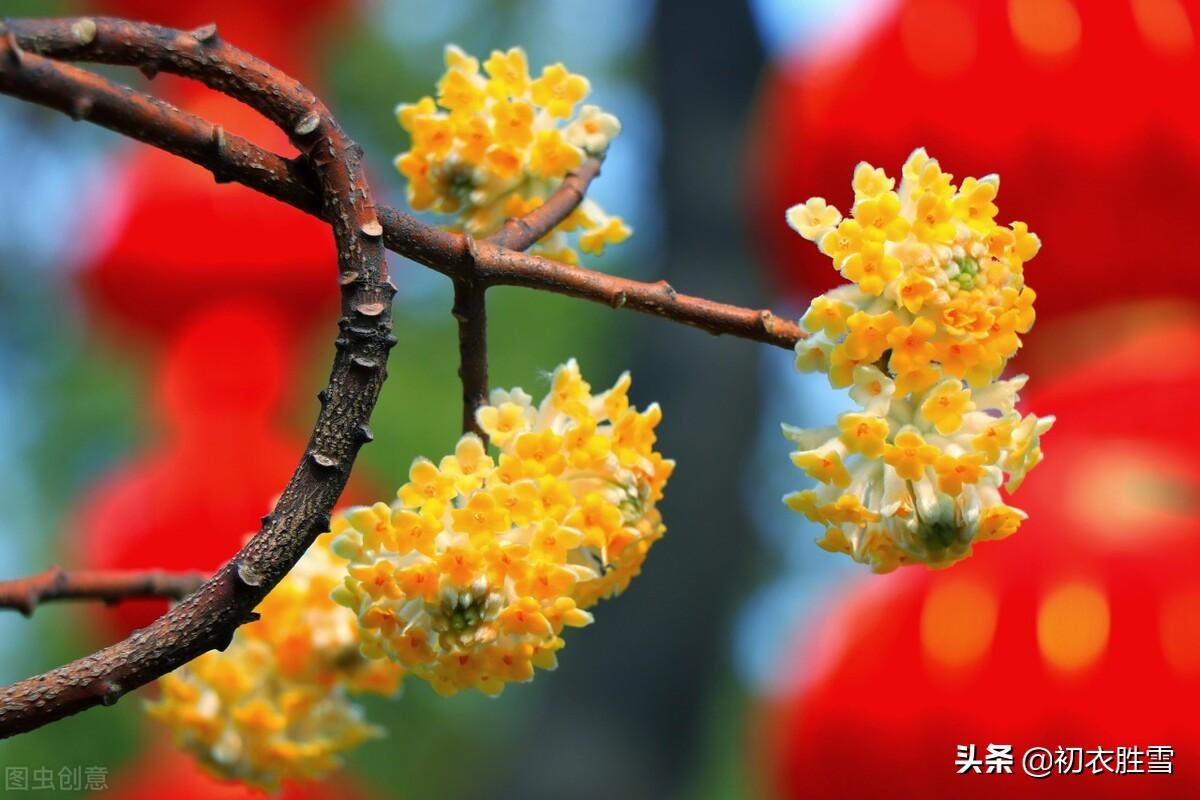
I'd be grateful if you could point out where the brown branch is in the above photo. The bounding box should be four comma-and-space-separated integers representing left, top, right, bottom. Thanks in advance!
488, 156, 603, 250
445, 158, 603, 430
452, 275, 489, 441
0, 16, 392, 739
0, 40, 802, 349
0, 567, 207, 616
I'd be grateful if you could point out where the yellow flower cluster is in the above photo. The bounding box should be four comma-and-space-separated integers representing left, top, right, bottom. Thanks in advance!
145, 535, 403, 791
395, 45, 631, 263
783, 150, 1054, 572
331, 360, 672, 696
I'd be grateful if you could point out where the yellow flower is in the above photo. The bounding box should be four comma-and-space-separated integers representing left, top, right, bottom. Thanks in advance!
838, 413, 889, 458
791, 449, 853, 488
492, 99, 535, 147
952, 175, 999, 231
439, 433, 494, 493
843, 310, 899, 362
452, 492, 510, 541
801, 295, 855, 337
531, 63, 590, 118
897, 271, 935, 313
528, 129, 584, 178
919, 379, 975, 435
484, 47, 530, 98
787, 197, 842, 241
841, 241, 901, 295
887, 316, 937, 375
934, 452, 987, 495
476, 400, 531, 446
436, 67, 485, 113
852, 191, 909, 241
580, 217, 632, 255
397, 458, 458, 512
819, 218, 865, 262
852, 162, 895, 199
390, 509, 442, 556
883, 429, 940, 481
564, 104, 622, 154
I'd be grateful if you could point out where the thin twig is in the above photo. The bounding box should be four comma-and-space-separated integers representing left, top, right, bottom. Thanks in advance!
0, 16, 393, 739
0, 567, 207, 616
488, 156, 603, 250
0, 39, 803, 350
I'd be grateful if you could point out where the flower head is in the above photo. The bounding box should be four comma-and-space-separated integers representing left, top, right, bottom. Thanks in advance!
782, 151, 1053, 572
395, 45, 629, 263
333, 360, 673, 695
146, 535, 402, 790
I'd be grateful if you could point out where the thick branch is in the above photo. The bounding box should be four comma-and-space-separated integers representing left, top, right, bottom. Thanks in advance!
452, 277, 489, 441
0, 567, 207, 616
488, 157, 602, 250
0, 17, 392, 739
0, 39, 802, 349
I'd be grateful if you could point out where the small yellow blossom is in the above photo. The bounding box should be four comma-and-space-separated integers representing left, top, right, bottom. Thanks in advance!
530, 63, 590, 118
883, 429, 941, 482
852, 162, 895, 199
484, 47, 530, 98
786, 197, 842, 241
791, 450, 853, 488
579, 216, 632, 255
564, 104, 622, 154
919, 380, 975, 435
838, 413, 889, 458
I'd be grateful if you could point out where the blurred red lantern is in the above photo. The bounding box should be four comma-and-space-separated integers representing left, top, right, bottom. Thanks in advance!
103, 744, 372, 800
760, 314, 1200, 798
747, 0, 1200, 321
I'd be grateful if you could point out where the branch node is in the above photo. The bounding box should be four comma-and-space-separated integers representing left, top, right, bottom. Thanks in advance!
338, 270, 359, 286
69, 18, 97, 46
350, 355, 379, 370
356, 424, 375, 443
309, 451, 339, 470
4, 30, 23, 66
138, 61, 159, 80
293, 111, 321, 137
189, 23, 218, 44
96, 682, 122, 707
64, 94, 92, 121
355, 301, 386, 317
359, 219, 383, 238
235, 560, 263, 588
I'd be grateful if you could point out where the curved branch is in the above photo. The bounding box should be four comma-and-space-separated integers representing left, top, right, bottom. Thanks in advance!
0, 567, 207, 616
0, 35, 803, 349
487, 156, 603, 250
0, 17, 392, 739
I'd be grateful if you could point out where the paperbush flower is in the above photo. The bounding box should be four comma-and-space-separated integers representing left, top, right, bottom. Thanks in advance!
145, 534, 403, 790
395, 45, 630, 263
783, 150, 1054, 572
331, 360, 673, 696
